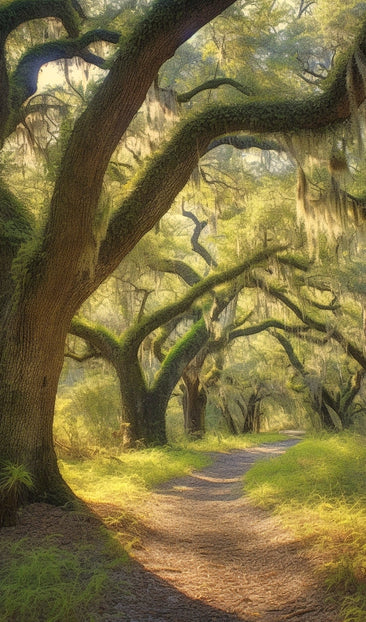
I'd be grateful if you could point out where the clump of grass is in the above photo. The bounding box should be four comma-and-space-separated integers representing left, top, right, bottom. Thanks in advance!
0, 537, 109, 622
244, 433, 366, 621
60, 433, 288, 506
0, 462, 33, 527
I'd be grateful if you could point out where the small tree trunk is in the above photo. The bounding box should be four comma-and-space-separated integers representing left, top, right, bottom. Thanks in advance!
182, 375, 206, 438
242, 393, 262, 433
117, 363, 167, 447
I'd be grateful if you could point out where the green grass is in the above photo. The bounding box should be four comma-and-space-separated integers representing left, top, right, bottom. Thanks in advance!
244, 433, 366, 622
0, 535, 115, 622
60, 433, 286, 505
60, 445, 212, 505
179, 431, 288, 453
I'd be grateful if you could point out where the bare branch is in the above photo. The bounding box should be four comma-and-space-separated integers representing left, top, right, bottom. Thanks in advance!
177, 77, 257, 103
207, 134, 284, 154
182, 205, 218, 268
147, 257, 201, 286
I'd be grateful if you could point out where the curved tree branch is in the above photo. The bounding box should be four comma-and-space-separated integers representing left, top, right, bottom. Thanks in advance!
69, 317, 120, 365
177, 77, 257, 103
0, 0, 82, 41
255, 277, 366, 369
122, 245, 286, 351
10, 29, 120, 113
207, 134, 284, 154
147, 257, 201, 286
0, 0, 83, 137
182, 205, 218, 267
229, 319, 310, 341
95, 22, 366, 288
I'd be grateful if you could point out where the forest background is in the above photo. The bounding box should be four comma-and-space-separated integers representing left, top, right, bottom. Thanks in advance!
0, 1, 366, 620
0, 0, 365, 492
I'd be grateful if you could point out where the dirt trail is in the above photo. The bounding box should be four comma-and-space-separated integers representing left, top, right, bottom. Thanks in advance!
1, 439, 342, 621
99, 439, 341, 621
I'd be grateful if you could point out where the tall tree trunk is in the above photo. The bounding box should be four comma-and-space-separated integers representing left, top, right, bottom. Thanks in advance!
0, 311, 76, 525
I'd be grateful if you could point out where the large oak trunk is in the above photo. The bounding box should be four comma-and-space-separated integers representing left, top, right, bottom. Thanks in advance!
0, 309, 76, 525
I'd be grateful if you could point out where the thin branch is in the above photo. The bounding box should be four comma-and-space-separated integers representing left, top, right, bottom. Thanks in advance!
177, 77, 257, 103
182, 204, 218, 267
207, 134, 284, 154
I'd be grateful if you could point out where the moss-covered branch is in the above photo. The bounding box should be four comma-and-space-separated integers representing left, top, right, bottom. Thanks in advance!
69, 316, 121, 364
9, 29, 120, 116
97, 18, 366, 283
0, 0, 83, 140
151, 317, 208, 399
0, 0, 82, 40
256, 278, 366, 370
122, 245, 286, 351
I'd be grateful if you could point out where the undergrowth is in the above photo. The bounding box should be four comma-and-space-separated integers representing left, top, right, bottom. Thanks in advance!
59, 446, 211, 505
0, 531, 124, 622
244, 433, 366, 622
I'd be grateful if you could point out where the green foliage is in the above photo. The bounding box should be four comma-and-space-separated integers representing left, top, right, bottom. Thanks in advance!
0, 180, 34, 247
55, 369, 122, 451
245, 433, 366, 620
0, 536, 109, 622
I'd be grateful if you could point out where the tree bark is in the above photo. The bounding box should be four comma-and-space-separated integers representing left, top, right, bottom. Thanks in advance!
0, 310, 76, 525
182, 373, 207, 438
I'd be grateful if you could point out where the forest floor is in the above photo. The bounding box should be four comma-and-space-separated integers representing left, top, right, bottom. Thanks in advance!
2, 438, 342, 621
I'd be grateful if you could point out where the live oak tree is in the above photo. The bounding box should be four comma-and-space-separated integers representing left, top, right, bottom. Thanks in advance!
69, 245, 285, 445
1, 0, 366, 523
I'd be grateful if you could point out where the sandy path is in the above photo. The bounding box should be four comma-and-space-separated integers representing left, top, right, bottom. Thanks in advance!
100, 439, 341, 621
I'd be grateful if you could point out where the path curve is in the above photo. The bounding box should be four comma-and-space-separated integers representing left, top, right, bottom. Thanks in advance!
102, 439, 341, 621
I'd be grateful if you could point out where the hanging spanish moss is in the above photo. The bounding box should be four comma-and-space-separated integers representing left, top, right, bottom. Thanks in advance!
285, 117, 366, 252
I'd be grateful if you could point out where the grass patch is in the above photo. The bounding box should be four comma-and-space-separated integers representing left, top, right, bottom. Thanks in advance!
244, 433, 366, 621
180, 431, 288, 453
60, 445, 212, 505
59, 433, 287, 506
0, 535, 114, 622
